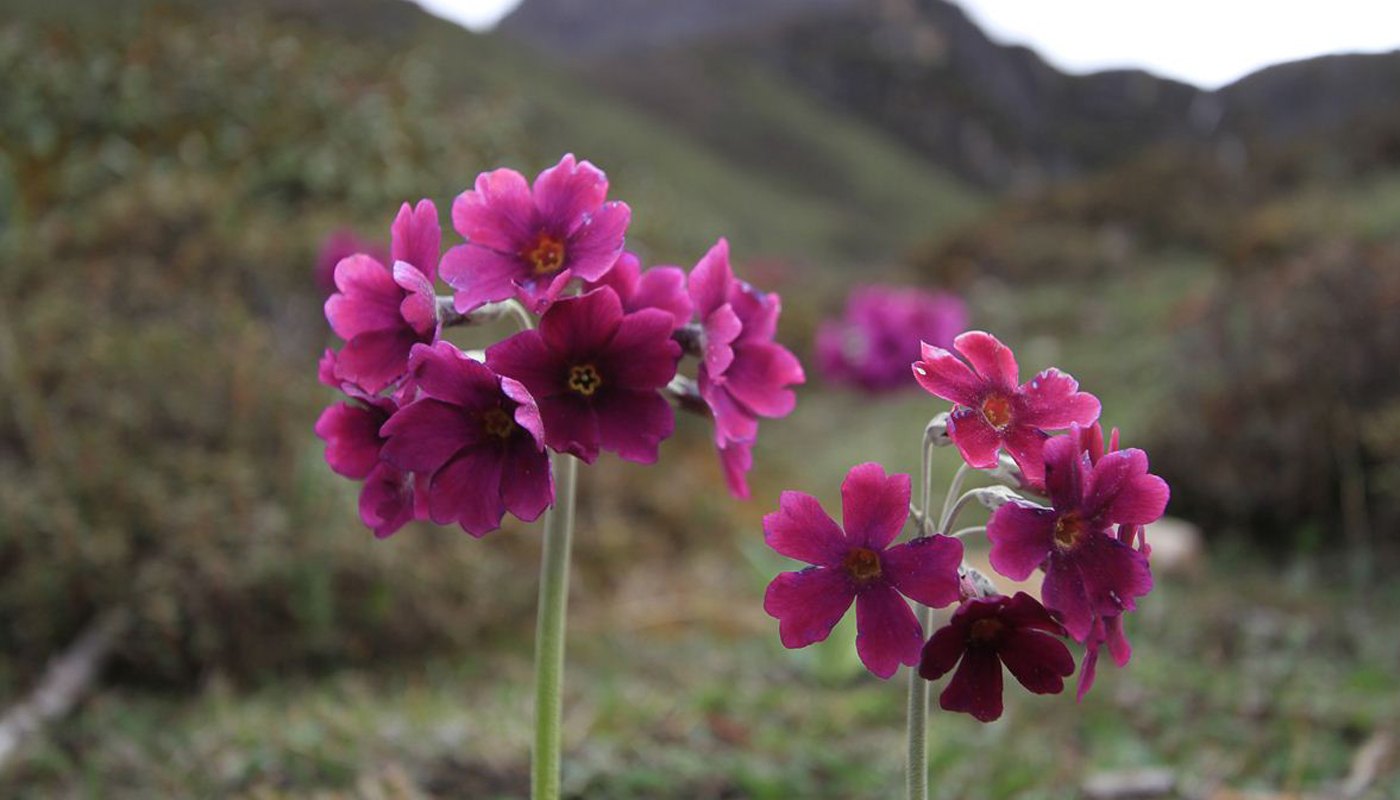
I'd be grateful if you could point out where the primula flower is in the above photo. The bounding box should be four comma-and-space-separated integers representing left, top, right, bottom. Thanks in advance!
912, 331, 1100, 485
315, 229, 389, 295
986, 431, 1168, 641
763, 463, 963, 679
379, 341, 553, 537
442, 154, 631, 314
689, 238, 805, 498
818, 286, 968, 392
918, 592, 1076, 722
486, 287, 680, 464
324, 200, 443, 393
313, 380, 416, 538
582, 251, 692, 330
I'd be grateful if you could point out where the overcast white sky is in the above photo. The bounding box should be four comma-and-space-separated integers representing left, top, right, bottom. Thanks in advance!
413, 0, 1400, 88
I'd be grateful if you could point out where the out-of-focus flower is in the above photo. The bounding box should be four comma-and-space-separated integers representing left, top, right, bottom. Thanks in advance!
918, 592, 1075, 722
486, 287, 680, 464
985, 431, 1168, 641
817, 285, 967, 392
689, 238, 805, 498
324, 200, 442, 393
763, 463, 963, 679
912, 331, 1100, 485
442, 154, 630, 314
315, 229, 389, 295
582, 251, 692, 330
380, 341, 552, 537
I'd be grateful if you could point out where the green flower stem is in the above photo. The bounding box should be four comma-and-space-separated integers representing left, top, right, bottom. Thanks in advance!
532, 452, 578, 800
937, 462, 973, 533
906, 601, 932, 800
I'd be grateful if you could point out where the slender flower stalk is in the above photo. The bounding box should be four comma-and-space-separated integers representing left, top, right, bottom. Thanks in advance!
532, 451, 578, 800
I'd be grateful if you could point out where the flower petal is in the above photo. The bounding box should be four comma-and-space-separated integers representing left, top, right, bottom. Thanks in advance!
987, 502, 1056, 581
452, 167, 537, 252
763, 490, 847, 566
598, 309, 681, 390
539, 287, 623, 360
501, 434, 554, 523
631, 265, 693, 329
563, 201, 630, 281
998, 629, 1075, 695
1085, 448, 1169, 526
1001, 423, 1050, 486
486, 330, 568, 400
687, 238, 733, 319
702, 304, 741, 377
359, 462, 415, 539
379, 398, 484, 474
314, 402, 385, 480
882, 536, 964, 609
719, 440, 753, 499
1042, 434, 1089, 514
441, 244, 524, 312
335, 328, 417, 394
854, 583, 923, 679
948, 409, 1002, 469
593, 388, 674, 464
428, 447, 507, 537
1017, 368, 1100, 429
840, 463, 911, 550
723, 341, 804, 418
918, 622, 967, 681
391, 199, 442, 282
939, 645, 1004, 722
763, 567, 856, 649
532, 154, 608, 237
912, 341, 982, 406
406, 341, 500, 409
954, 330, 1018, 388
535, 395, 601, 463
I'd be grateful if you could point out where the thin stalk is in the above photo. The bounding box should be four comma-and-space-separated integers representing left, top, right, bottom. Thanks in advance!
937, 463, 973, 534
532, 453, 578, 800
938, 490, 982, 539
906, 602, 932, 800
949, 525, 987, 539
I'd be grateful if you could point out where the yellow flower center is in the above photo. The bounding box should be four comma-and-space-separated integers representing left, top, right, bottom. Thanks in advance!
480, 407, 515, 439
1053, 512, 1087, 551
843, 547, 882, 582
524, 234, 566, 275
981, 393, 1013, 429
567, 363, 602, 396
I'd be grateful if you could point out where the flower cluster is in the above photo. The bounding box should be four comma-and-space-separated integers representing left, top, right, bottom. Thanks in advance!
315, 155, 805, 537
817, 285, 967, 393
763, 330, 1167, 723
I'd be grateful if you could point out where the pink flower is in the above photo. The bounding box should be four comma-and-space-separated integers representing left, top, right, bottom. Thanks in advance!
380, 342, 553, 537
689, 239, 805, 498
313, 379, 416, 539
986, 431, 1168, 641
818, 285, 968, 393
912, 331, 1100, 485
582, 251, 693, 330
315, 229, 389, 295
763, 463, 963, 679
324, 200, 443, 394
486, 287, 680, 464
918, 592, 1076, 722
442, 154, 631, 314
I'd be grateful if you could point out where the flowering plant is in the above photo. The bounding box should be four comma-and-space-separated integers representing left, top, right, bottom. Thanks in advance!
762, 330, 1168, 798
314, 155, 803, 798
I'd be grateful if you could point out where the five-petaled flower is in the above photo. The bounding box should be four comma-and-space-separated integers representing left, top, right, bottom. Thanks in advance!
918, 591, 1076, 722
912, 331, 1100, 485
486, 287, 681, 464
763, 463, 963, 679
442, 154, 631, 314
324, 200, 443, 393
986, 429, 1169, 642
379, 341, 554, 537
689, 238, 805, 498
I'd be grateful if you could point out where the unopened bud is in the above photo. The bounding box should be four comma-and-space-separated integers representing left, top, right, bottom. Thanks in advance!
970, 485, 1024, 511
959, 566, 1000, 600
984, 453, 1030, 491
924, 413, 953, 448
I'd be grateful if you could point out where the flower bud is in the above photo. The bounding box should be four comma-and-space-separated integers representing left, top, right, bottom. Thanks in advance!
924, 412, 953, 448
970, 485, 1025, 511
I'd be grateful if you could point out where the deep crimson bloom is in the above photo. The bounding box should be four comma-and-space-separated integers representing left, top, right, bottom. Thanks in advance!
313, 380, 416, 538
582, 251, 693, 330
986, 431, 1168, 641
315, 229, 389, 295
689, 238, 805, 498
912, 331, 1100, 485
379, 342, 553, 537
324, 200, 442, 393
486, 287, 680, 464
763, 463, 963, 679
818, 286, 968, 393
442, 154, 631, 314
918, 592, 1076, 722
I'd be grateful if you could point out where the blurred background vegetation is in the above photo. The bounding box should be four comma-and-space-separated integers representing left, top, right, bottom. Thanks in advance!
1, 0, 1398, 796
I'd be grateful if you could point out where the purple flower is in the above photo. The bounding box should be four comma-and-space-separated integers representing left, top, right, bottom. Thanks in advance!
313, 381, 416, 538
911, 331, 1100, 485
986, 431, 1168, 641
324, 200, 443, 393
689, 238, 805, 498
762, 463, 963, 679
486, 287, 680, 464
918, 592, 1076, 722
315, 229, 389, 295
1076, 611, 1131, 702
582, 251, 693, 330
380, 341, 553, 537
442, 154, 631, 314
818, 285, 968, 393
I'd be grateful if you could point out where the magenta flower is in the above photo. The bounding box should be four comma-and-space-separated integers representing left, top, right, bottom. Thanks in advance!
689, 239, 805, 498
442, 154, 631, 314
818, 285, 968, 393
918, 592, 1076, 722
1077, 611, 1131, 701
986, 431, 1168, 641
486, 287, 680, 464
324, 200, 443, 393
582, 251, 693, 330
379, 341, 552, 537
315, 229, 389, 295
313, 384, 416, 538
763, 463, 963, 679
912, 331, 1100, 485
